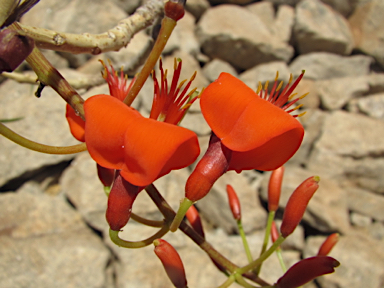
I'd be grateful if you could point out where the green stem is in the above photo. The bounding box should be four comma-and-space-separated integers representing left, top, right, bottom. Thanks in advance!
217, 275, 235, 288
10, 23, 85, 120
170, 197, 193, 232
237, 235, 285, 275
237, 219, 253, 264
123, 16, 177, 106
234, 274, 258, 288
131, 213, 164, 228
255, 211, 275, 275
109, 225, 169, 249
275, 247, 287, 272
0, 122, 87, 154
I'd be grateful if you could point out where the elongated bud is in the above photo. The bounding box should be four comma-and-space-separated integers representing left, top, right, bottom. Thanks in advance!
164, 0, 185, 21
268, 166, 284, 212
97, 164, 115, 187
185, 205, 205, 238
275, 256, 340, 288
0, 27, 34, 72
270, 221, 279, 243
185, 133, 232, 202
226, 184, 241, 220
106, 173, 140, 231
280, 176, 320, 238
154, 239, 188, 288
317, 233, 339, 256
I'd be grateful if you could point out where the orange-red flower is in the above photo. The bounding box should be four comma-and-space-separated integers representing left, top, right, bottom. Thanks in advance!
200, 72, 305, 172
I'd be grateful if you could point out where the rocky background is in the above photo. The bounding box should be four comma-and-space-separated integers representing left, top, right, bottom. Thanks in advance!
1, 0, 384, 287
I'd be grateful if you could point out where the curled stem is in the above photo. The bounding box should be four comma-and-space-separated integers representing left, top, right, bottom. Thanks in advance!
0, 122, 87, 154
131, 212, 164, 228
109, 225, 169, 249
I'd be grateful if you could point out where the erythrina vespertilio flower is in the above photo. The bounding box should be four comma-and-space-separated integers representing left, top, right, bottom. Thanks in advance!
186, 72, 306, 203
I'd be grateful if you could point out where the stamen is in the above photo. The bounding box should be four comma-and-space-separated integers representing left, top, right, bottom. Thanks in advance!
299, 92, 309, 100
288, 93, 298, 101
256, 82, 262, 95
190, 71, 197, 81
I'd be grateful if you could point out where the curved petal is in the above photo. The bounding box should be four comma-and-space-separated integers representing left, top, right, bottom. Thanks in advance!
65, 104, 85, 142
120, 119, 200, 187
229, 124, 304, 172
200, 72, 302, 152
84, 95, 138, 169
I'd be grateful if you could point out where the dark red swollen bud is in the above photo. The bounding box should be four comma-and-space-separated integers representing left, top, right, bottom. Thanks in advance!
185, 205, 205, 238
275, 256, 340, 288
0, 28, 34, 72
268, 166, 284, 212
185, 133, 232, 202
154, 239, 188, 288
97, 164, 115, 187
280, 176, 319, 238
164, 0, 185, 21
317, 233, 339, 256
106, 173, 140, 231
226, 184, 241, 220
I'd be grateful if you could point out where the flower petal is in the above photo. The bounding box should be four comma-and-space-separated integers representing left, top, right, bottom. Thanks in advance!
65, 104, 85, 142
120, 119, 200, 187
84, 95, 136, 169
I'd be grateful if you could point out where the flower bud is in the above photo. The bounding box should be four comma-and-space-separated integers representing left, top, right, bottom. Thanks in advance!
185, 133, 232, 202
270, 221, 279, 243
164, 0, 185, 21
226, 184, 241, 220
268, 166, 284, 212
185, 204, 205, 238
280, 176, 319, 238
0, 28, 34, 72
97, 164, 115, 188
106, 172, 140, 231
154, 239, 187, 288
275, 256, 340, 288
317, 233, 339, 256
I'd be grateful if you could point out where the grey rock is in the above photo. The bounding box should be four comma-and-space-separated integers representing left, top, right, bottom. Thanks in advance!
346, 187, 384, 221
305, 231, 384, 288
196, 5, 294, 70
348, 92, 384, 120
321, 0, 359, 17
182, 111, 212, 136
294, 0, 354, 55
185, 0, 210, 20
316, 76, 369, 110
349, 212, 372, 227
111, 0, 141, 14
349, 0, 384, 69
0, 80, 79, 187
197, 170, 267, 234
275, 220, 306, 251
289, 52, 373, 80
202, 59, 238, 82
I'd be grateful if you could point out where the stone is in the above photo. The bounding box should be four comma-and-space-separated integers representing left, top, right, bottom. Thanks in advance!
304, 231, 384, 288
350, 212, 372, 227
321, 0, 358, 17
111, 0, 141, 14
196, 5, 294, 70
289, 52, 373, 80
316, 76, 369, 110
346, 187, 384, 222
348, 92, 384, 120
294, 0, 354, 55
349, 0, 384, 69
185, 0, 210, 19
202, 59, 238, 82
0, 80, 79, 187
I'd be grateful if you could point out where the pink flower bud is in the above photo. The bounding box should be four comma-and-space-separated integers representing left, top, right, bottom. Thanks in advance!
106, 173, 140, 231
317, 233, 339, 256
164, 0, 185, 21
185, 133, 232, 202
154, 239, 187, 288
268, 166, 284, 212
226, 184, 241, 220
185, 204, 205, 238
276, 256, 340, 288
280, 176, 319, 238
97, 164, 115, 187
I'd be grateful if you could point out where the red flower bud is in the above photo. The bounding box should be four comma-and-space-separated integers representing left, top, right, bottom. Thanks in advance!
226, 184, 241, 220
97, 164, 115, 187
270, 221, 279, 243
154, 239, 187, 288
106, 173, 140, 231
276, 256, 340, 288
0, 28, 34, 72
280, 176, 319, 238
164, 0, 185, 21
185, 133, 232, 202
317, 233, 339, 256
185, 205, 205, 238
268, 166, 284, 212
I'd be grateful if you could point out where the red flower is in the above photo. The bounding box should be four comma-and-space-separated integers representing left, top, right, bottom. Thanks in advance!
200, 72, 305, 172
